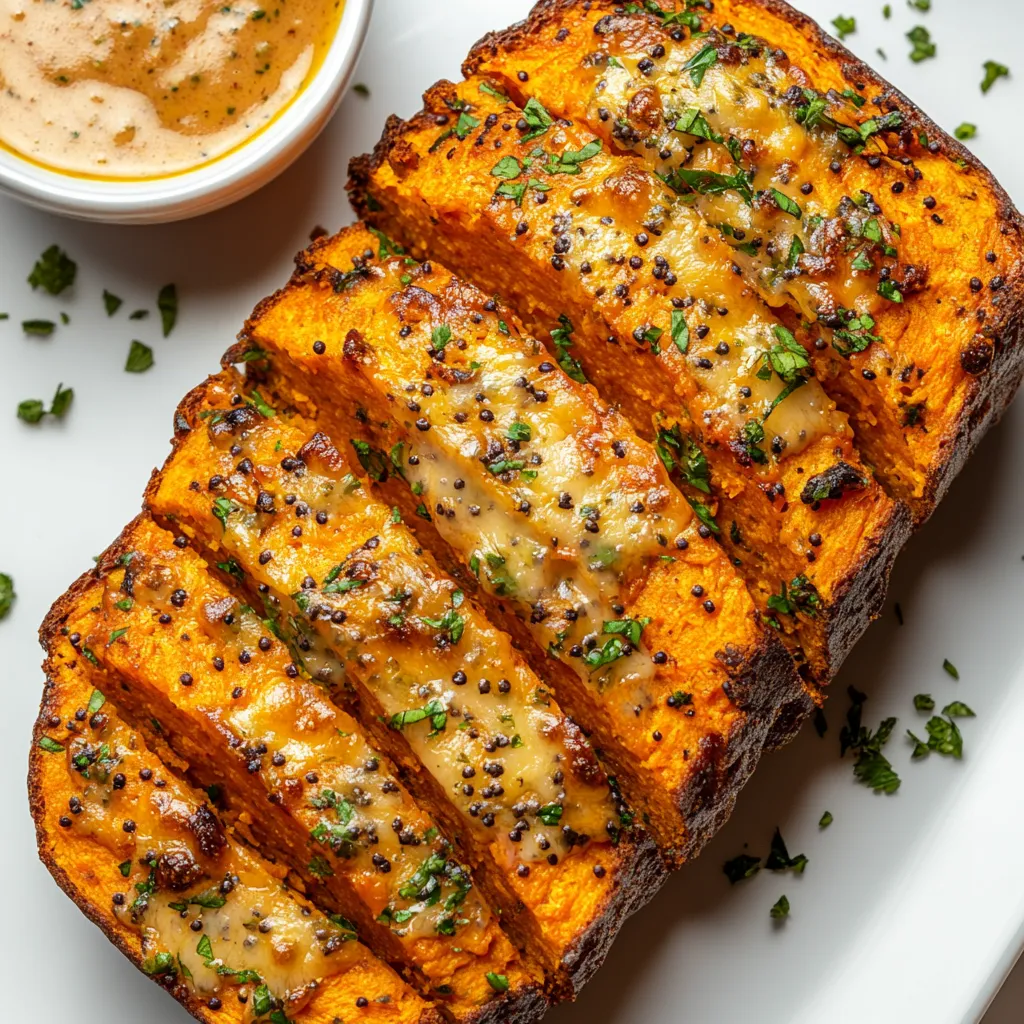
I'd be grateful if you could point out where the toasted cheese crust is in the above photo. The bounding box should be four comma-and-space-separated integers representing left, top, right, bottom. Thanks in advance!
465, 0, 1024, 516
348, 76, 910, 684
143, 370, 664, 997
30, 636, 440, 1024
237, 222, 804, 859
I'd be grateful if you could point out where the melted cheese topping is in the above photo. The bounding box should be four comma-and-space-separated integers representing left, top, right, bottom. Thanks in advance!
90, 525, 487, 942
345, 264, 696, 712
575, 26, 903, 321
161, 399, 620, 866
492, 153, 849, 456
60, 708, 358, 1016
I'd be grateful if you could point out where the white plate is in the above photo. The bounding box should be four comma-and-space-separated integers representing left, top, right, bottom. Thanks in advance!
1, 2, 1022, 1022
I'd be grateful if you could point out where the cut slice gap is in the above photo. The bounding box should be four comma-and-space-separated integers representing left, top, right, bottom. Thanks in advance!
31, 642, 443, 1024
42, 512, 542, 1022
349, 78, 911, 687
239, 221, 806, 863
144, 369, 665, 998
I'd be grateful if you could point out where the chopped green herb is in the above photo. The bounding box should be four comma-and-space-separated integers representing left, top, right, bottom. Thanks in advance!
28, 245, 76, 295
670, 309, 689, 353
770, 188, 801, 219
954, 122, 977, 141
907, 25, 936, 62
723, 853, 761, 884
770, 895, 790, 920
367, 225, 404, 259
819, 811, 833, 828
942, 658, 959, 680
908, 705, 971, 760
352, 82, 370, 97
521, 97, 554, 141
602, 616, 651, 649
943, 701, 975, 718
686, 495, 719, 534
913, 693, 935, 711
157, 284, 178, 337
831, 15, 855, 40
129, 309, 149, 320
506, 421, 531, 442
486, 972, 510, 994
142, 951, 176, 977
491, 156, 522, 180
981, 60, 1010, 93
877, 280, 903, 303
544, 138, 602, 175
18, 383, 73, 424
212, 496, 237, 529
550, 314, 587, 384
22, 319, 56, 336
767, 324, 810, 383
683, 43, 717, 87
839, 686, 901, 793
537, 803, 563, 826
419, 590, 465, 645
0, 573, 12, 619
38, 736, 65, 753
765, 827, 808, 874
661, 165, 753, 205
125, 340, 154, 373
478, 81, 509, 103
674, 107, 723, 143
431, 324, 452, 351
103, 290, 123, 316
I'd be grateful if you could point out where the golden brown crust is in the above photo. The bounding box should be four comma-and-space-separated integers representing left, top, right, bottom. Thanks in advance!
39, 517, 546, 1024
31, 628, 447, 1024
463, 0, 1024, 522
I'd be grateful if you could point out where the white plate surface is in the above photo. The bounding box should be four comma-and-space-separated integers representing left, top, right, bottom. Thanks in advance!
1, 2, 1022, 1022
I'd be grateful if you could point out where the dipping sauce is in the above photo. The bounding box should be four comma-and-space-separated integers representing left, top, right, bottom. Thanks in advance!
0, 0, 345, 179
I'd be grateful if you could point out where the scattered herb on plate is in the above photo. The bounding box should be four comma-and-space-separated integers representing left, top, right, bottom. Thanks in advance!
17, 383, 74, 425
0, 573, 14, 620
839, 686, 901, 793
28, 245, 76, 295
831, 15, 855, 39
125, 340, 154, 373
981, 60, 1010, 93
157, 283, 178, 337
723, 853, 761, 884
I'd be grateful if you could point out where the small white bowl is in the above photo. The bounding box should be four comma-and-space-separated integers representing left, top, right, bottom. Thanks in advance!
0, 0, 374, 224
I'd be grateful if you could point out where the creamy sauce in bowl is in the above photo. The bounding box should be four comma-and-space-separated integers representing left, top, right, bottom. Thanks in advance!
0, 0, 345, 179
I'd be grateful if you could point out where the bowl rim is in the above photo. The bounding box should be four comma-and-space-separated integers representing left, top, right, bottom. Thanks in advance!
0, 0, 374, 224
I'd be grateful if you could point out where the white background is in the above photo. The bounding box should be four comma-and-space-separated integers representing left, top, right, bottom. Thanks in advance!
2, 2, 1023, 1022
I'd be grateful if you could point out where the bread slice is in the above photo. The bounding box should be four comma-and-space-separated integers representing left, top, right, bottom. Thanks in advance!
348, 77, 911, 686
235, 221, 806, 862
142, 369, 665, 999
30, 639, 442, 1024
464, 0, 1024, 519
40, 512, 544, 1022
